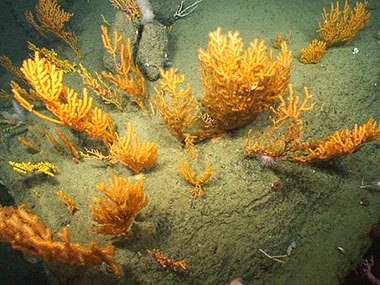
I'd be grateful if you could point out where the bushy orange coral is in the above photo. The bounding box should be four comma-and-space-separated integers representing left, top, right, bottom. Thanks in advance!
89, 175, 148, 237
300, 39, 326, 64
198, 27, 292, 130
110, 122, 158, 173
317, 0, 370, 47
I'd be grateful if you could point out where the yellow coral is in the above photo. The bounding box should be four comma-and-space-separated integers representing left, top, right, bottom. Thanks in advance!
12, 52, 115, 145
9, 161, 58, 176
101, 26, 146, 114
108, 0, 141, 22
152, 68, 199, 142
56, 190, 78, 214
27, 41, 76, 73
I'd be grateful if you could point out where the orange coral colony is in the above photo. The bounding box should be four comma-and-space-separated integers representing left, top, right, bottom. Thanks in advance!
198, 27, 292, 130
12, 52, 115, 145
300, 39, 326, 64
146, 248, 187, 272
0, 204, 118, 274
317, 0, 370, 47
178, 157, 214, 198
244, 85, 380, 162
25, 0, 82, 58
89, 175, 148, 237
110, 122, 158, 173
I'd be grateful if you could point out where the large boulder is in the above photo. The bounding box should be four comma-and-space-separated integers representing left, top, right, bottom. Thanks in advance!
136, 21, 168, 81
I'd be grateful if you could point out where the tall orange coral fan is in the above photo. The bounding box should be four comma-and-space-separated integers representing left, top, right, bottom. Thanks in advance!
101, 26, 147, 114
0, 204, 118, 274
25, 0, 82, 58
317, 0, 370, 47
300, 39, 327, 64
110, 122, 158, 173
11, 52, 115, 145
244, 84, 380, 162
198, 27, 292, 131
152, 68, 199, 143
89, 175, 148, 237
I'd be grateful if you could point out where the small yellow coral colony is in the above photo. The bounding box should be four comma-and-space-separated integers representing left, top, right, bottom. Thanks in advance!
17, 136, 42, 153
56, 190, 79, 214
9, 161, 58, 176
152, 68, 199, 146
108, 0, 141, 22
110, 122, 158, 173
27, 41, 77, 73
101, 25, 147, 114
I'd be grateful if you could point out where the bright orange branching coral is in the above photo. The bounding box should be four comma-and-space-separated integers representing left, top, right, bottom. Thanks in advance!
198, 27, 292, 130
78, 63, 126, 113
110, 122, 158, 173
89, 175, 148, 237
317, 0, 370, 47
101, 25, 147, 114
244, 84, 380, 162
178, 157, 214, 198
294, 118, 380, 162
152, 68, 199, 143
244, 84, 314, 160
146, 249, 187, 272
300, 39, 327, 64
25, 0, 81, 58
0, 204, 118, 274
11, 52, 115, 145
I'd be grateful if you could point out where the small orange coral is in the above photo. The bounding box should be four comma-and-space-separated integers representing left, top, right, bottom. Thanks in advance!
178, 157, 214, 198
89, 175, 148, 237
146, 249, 187, 272
300, 39, 326, 64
